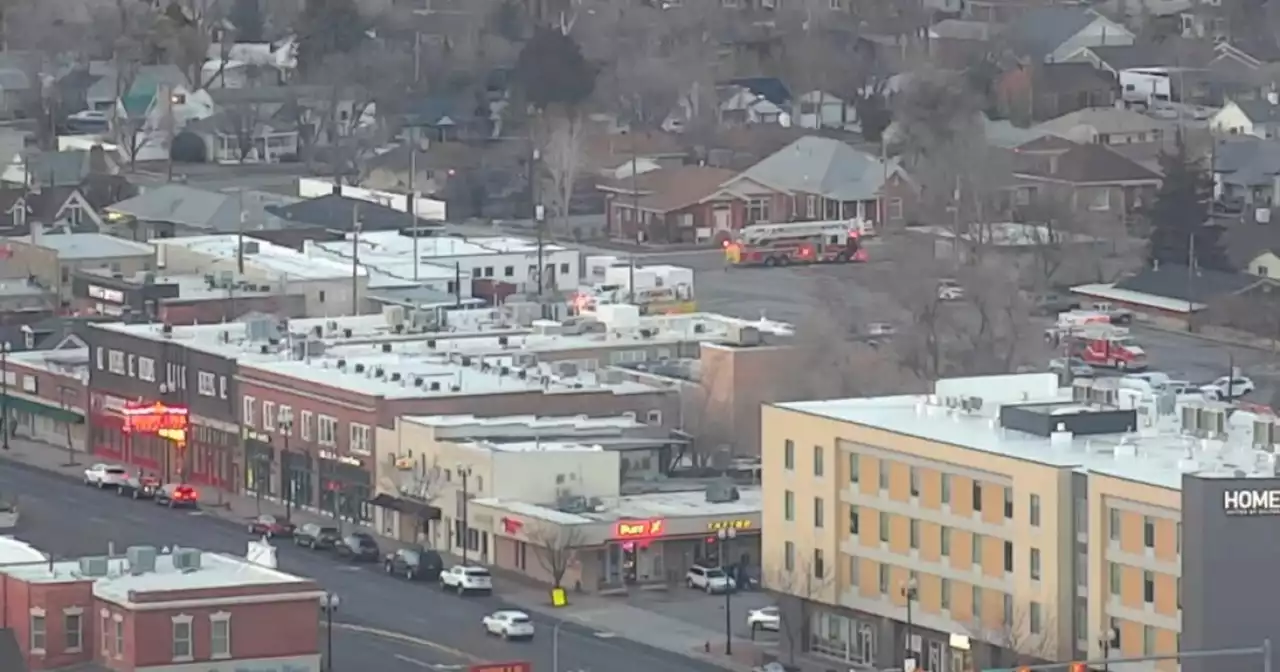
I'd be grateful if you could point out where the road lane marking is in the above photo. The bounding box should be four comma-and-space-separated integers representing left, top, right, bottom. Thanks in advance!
393, 654, 435, 668
332, 622, 483, 663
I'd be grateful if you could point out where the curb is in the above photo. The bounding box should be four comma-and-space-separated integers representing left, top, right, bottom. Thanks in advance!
1135, 322, 1279, 355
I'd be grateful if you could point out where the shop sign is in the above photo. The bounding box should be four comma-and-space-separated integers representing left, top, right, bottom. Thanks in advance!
615, 518, 665, 539
470, 663, 531, 672
243, 428, 274, 443
123, 401, 188, 444
319, 450, 363, 467
88, 285, 125, 304
501, 517, 524, 534
708, 519, 753, 532
1223, 488, 1280, 516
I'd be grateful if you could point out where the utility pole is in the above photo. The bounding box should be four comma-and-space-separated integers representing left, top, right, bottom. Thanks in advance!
629, 142, 640, 303
409, 127, 419, 282
351, 203, 361, 315
1187, 231, 1196, 328
236, 190, 245, 274
532, 141, 545, 298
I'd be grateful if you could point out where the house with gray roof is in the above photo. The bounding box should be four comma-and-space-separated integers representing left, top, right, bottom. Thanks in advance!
1003, 7, 1134, 64
1212, 137, 1280, 207
1211, 95, 1280, 139
103, 184, 299, 240
1, 232, 155, 300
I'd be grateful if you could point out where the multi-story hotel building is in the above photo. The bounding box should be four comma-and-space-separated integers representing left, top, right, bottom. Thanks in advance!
761, 372, 1280, 672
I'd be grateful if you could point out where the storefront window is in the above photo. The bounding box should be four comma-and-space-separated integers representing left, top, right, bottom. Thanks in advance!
245, 440, 274, 496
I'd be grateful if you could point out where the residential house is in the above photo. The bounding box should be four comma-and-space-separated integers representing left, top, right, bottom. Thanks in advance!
0, 63, 32, 120
267, 194, 441, 232
1062, 40, 1215, 106
195, 87, 304, 163
582, 131, 687, 176
1223, 224, 1280, 277
102, 184, 298, 239
1, 148, 122, 189
1212, 137, 1280, 207
85, 64, 187, 114
1073, 261, 1276, 320
0, 186, 107, 236
1202, 41, 1280, 105
718, 78, 792, 126
1002, 7, 1134, 64
200, 58, 286, 89
996, 62, 1118, 124
964, 0, 1058, 23
401, 93, 504, 143
361, 140, 529, 219
792, 91, 857, 131
1211, 94, 1280, 138
599, 166, 738, 244
216, 39, 299, 81
928, 19, 997, 63
1034, 107, 1169, 145
1009, 135, 1162, 222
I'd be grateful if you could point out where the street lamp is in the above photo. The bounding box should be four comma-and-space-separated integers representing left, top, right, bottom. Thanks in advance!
719, 527, 737, 656
1, 340, 10, 451
1100, 627, 1117, 672
278, 411, 294, 523
902, 577, 919, 670
458, 465, 472, 565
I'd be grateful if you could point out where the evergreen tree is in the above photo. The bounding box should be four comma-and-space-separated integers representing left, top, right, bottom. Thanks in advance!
295, 0, 367, 75
1145, 137, 1230, 271
514, 27, 597, 112
229, 0, 265, 43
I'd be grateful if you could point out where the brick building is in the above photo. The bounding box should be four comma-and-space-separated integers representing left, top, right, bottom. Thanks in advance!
0, 545, 322, 671
0, 337, 89, 449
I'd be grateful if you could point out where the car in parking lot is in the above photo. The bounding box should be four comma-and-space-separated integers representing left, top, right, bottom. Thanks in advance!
483, 610, 535, 640
247, 514, 295, 538
334, 533, 380, 562
115, 473, 161, 499
747, 606, 780, 631
155, 484, 198, 509
294, 523, 342, 550
1202, 375, 1256, 400
1049, 357, 1095, 378
384, 547, 444, 581
441, 565, 493, 595
687, 564, 736, 593
83, 464, 129, 489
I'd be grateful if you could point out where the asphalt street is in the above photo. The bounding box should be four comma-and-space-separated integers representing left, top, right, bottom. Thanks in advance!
1, 462, 733, 672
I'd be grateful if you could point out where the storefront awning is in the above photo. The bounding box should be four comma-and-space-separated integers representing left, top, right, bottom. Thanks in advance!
1, 394, 84, 424
369, 493, 442, 520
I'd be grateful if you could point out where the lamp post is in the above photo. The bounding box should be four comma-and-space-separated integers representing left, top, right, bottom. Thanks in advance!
902, 577, 918, 670
719, 527, 737, 656
458, 465, 471, 565
1100, 628, 1117, 672
1, 340, 10, 452
278, 411, 294, 523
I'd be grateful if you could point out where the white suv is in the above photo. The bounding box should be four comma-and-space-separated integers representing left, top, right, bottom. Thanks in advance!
441, 565, 493, 595
84, 464, 129, 489
687, 565, 736, 593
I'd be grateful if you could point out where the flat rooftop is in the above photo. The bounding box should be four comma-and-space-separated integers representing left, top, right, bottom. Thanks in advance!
12, 233, 153, 260
80, 269, 279, 301
308, 230, 569, 261
404, 413, 645, 432
1, 548, 311, 605
3, 347, 89, 380
777, 373, 1280, 490
473, 487, 763, 525
0, 280, 48, 298
154, 234, 362, 281
0, 537, 46, 565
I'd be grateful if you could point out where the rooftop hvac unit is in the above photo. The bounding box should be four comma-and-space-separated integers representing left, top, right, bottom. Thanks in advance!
245, 315, 276, 342
1181, 405, 1199, 433
241, 241, 260, 255
172, 549, 202, 571
384, 305, 405, 328
1255, 420, 1275, 449
126, 546, 157, 574
1199, 408, 1227, 436
554, 361, 579, 378
78, 556, 109, 577
1072, 379, 1091, 402
705, 482, 741, 503
726, 325, 761, 346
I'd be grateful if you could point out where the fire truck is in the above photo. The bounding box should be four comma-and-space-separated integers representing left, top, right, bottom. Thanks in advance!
1049, 324, 1148, 370
724, 221, 868, 267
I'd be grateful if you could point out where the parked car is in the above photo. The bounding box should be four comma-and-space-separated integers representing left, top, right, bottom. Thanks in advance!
335, 533, 380, 562
1049, 357, 1095, 378
1031, 292, 1081, 316
1090, 302, 1134, 325
687, 564, 736, 593
747, 606, 781, 631
247, 514, 295, 538
294, 523, 342, 550
384, 547, 444, 582
115, 473, 161, 499
1202, 376, 1256, 400
483, 610, 535, 640
441, 565, 493, 595
83, 464, 129, 489
937, 279, 965, 301
155, 484, 198, 509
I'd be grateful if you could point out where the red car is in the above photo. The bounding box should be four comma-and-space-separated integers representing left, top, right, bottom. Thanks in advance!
247, 514, 295, 538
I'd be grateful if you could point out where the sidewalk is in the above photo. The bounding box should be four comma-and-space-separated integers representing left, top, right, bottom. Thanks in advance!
0, 436, 838, 672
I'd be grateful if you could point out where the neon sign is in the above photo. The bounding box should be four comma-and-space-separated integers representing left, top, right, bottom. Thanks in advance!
708, 519, 753, 532
615, 518, 665, 539
122, 402, 189, 445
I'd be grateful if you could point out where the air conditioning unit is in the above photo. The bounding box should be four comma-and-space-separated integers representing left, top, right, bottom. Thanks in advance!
1200, 408, 1226, 436
1180, 405, 1199, 433
1072, 380, 1091, 402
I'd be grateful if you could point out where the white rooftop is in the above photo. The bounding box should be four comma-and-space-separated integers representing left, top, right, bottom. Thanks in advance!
0, 537, 46, 565
2, 548, 311, 604
81, 269, 279, 300
155, 234, 362, 280
458, 439, 608, 453
3, 348, 90, 382
310, 231, 568, 261
0, 280, 47, 298
12, 233, 153, 260
473, 487, 763, 525
404, 413, 645, 431
778, 373, 1280, 490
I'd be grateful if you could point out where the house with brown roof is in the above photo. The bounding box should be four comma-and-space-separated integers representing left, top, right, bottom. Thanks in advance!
599, 166, 739, 244
1009, 136, 1162, 222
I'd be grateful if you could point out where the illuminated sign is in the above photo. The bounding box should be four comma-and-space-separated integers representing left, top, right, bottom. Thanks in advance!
87, 285, 125, 304
708, 519, 753, 532
122, 402, 188, 444
469, 664, 531, 672
1223, 489, 1280, 516
318, 450, 362, 467
615, 518, 665, 539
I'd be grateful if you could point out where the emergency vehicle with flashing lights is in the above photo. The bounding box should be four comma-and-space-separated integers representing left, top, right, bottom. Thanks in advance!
574, 259, 696, 316
1048, 324, 1147, 370
724, 220, 868, 267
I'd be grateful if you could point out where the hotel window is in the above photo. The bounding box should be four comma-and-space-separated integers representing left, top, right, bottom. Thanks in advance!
198, 371, 216, 396
813, 549, 825, 578
1177, 577, 1181, 609
909, 519, 919, 549
242, 395, 256, 427
878, 460, 889, 490
814, 497, 825, 528
971, 586, 981, 619
1003, 541, 1013, 572
909, 467, 919, 497
350, 423, 372, 455
940, 527, 951, 556
784, 440, 794, 469
972, 533, 983, 564
318, 415, 338, 446
1143, 570, 1154, 603
1143, 516, 1155, 548
127, 354, 135, 377
96, 346, 104, 370
114, 618, 124, 657
848, 558, 859, 586
100, 611, 109, 654
1002, 594, 1013, 626
1109, 563, 1121, 595
849, 505, 860, 534
278, 406, 294, 433
1030, 548, 1041, 581
941, 473, 951, 504
263, 401, 276, 431
29, 608, 46, 653
784, 490, 795, 521
1109, 507, 1121, 541
1030, 494, 1041, 527
878, 563, 889, 593
171, 614, 193, 661
1003, 487, 1013, 518
138, 357, 156, 382
972, 481, 982, 511
108, 350, 125, 374
879, 512, 890, 543
1029, 602, 1042, 634
940, 578, 951, 610
1143, 626, 1156, 656
64, 608, 83, 652
813, 445, 824, 476
210, 612, 231, 659
849, 453, 860, 483
301, 411, 314, 441
784, 541, 795, 571
1176, 522, 1182, 553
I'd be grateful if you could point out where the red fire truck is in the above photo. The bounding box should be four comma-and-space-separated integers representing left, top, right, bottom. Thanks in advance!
724, 221, 867, 267
1050, 324, 1148, 370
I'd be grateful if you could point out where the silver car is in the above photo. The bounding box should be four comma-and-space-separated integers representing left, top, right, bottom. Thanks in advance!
1049, 357, 1095, 378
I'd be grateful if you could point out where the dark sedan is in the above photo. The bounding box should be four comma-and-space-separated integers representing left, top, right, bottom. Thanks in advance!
293, 523, 342, 550
335, 533, 380, 562
384, 547, 444, 581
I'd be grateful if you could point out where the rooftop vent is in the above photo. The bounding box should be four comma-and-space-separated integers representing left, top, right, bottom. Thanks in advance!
375, 367, 385, 378
391, 372, 402, 381
427, 339, 437, 349
429, 381, 441, 391
414, 377, 423, 386
450, 384, 461, 392
726, 325, 761, 347
172, 548, 202, 571
343, 328, 353, 338
461, 356, 472, 367
693, 323, 706, 334
1254, 419, 1275, 449
499, 336, 509, 347
337, 359, 347, 370
126, 545, 157, 574
705, 481, 741, 503
382, 343, 392, 353
162, 324, 173, 335
354, 363, 366, 373
78, 556, 110, 577
242, 241, 260, 255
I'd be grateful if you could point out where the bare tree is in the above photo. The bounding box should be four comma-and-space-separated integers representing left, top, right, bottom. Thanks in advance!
679, 374, 732, 470
158, 0, 234, 90
99, 0, 162, 168
217, 100, 268, 162
60, 386, 80, 467
529, 523, 585, 589
305, 43, 412, 182
768, 556, 833, 665
969, 603, 1059, 669
540, 112, 585, 233
386, 455, 445, 546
